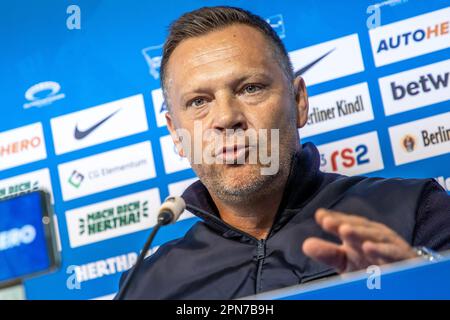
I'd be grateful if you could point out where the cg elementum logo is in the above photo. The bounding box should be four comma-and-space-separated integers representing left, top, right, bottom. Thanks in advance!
68, 170, 85, 188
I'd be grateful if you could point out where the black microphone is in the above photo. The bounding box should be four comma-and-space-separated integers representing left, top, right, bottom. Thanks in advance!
116, 196, 186, 300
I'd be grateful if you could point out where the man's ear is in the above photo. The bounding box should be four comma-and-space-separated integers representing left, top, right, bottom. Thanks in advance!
165, 112, 185, 158
293, 76, 309, 129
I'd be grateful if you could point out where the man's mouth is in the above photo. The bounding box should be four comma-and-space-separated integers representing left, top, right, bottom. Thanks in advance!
214, 145, 251, 163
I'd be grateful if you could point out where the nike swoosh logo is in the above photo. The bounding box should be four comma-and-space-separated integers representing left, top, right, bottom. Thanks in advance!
294, 48, 336, 77
74, 108, 121, 140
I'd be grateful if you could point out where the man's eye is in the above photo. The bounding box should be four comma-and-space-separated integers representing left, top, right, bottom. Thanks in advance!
242, 84, 263, 95
188, 97, 207, 108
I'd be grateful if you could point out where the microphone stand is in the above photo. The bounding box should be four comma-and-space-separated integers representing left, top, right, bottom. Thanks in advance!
115, 211, 172, 300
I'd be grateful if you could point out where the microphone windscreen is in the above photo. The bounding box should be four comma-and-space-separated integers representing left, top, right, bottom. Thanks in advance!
159, 196, 186, 223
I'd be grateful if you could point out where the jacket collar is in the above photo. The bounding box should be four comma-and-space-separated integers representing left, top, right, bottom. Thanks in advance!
181, 142, 324, 241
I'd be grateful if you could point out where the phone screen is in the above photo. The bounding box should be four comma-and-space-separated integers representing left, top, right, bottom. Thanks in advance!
0, 191, 59, 287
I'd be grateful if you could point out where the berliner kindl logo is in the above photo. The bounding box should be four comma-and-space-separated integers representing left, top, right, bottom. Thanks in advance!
401, 134, 416, 153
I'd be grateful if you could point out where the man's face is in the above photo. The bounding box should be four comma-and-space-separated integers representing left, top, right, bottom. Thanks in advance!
165, 24, 308, 202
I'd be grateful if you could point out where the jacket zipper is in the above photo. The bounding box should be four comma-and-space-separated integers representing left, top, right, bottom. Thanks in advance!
255, 239, 266, 294
218, 220, 268, 294
187, 204, 272, 294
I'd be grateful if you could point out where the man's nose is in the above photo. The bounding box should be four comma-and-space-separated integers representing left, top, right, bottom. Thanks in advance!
211, 93, 248, 131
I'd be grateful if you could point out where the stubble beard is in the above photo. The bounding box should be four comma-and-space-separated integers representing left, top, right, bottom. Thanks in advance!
191, 130, 298, 204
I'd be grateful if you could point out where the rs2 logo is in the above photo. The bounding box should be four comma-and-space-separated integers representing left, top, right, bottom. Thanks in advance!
322, 144, 370, 172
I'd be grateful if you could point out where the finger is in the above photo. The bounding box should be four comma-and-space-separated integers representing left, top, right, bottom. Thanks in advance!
362, 241, 416, 264
315, 209, 381, 237
315, 208, 370, 226
339, 224, 393, 245
302, 237, 347, 272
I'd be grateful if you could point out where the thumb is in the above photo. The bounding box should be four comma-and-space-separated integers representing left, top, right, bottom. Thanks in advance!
302, 237, 347, 273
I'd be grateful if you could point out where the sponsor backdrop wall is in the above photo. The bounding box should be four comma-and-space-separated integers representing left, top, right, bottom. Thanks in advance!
0, 0, 449, 299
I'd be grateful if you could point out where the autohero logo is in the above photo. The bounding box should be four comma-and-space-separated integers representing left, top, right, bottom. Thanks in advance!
0, 136, 42, 157
375, 21, 448, 53
0, 225, 36, 252
369, 7, 450, 66
0, 123, 47, 171
23, 81, 65, 109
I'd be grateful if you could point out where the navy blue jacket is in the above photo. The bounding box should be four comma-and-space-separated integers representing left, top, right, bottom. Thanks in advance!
117, 142, 450, 299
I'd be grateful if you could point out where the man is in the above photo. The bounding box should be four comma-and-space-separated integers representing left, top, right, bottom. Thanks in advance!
117, 6, 450, 299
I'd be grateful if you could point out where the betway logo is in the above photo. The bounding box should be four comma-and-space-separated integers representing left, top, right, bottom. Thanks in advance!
388, 111, 450, 165
379, 59, 450, 116
369, 7, 450, 66
391, 72, 448, 100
